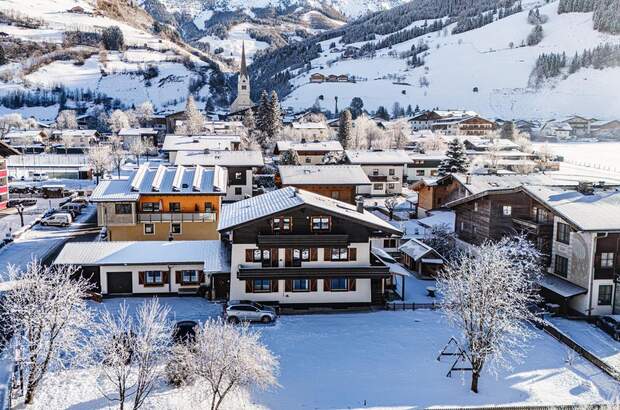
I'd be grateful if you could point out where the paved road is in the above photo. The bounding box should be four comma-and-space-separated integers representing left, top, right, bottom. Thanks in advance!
0, 197, 66, 240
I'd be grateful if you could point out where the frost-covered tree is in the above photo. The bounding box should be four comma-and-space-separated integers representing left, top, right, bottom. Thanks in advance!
109, 136, 126, 178
1, 260, 93, 404
60, 132, 73, 154
180, 96, 205, 136
279, 148, 300, 165
129, 138, 147, 166
438, 138, 469, 175
436, 236, 542, 393
170, 319, 279, 410
256, 90, 270, 135
421, 223, 455, 260
109, 109, 130, 134
391, 118, 409, 149
321, 151, 346, 164
88, 145, 111, 184
420, 134, 447, 152
384, 195, 400, 220
337, 109, 353, 149
56, 110, 78, 129
267, 91, 283, 141
242, 108, 256, 131
136, 101, 154, 126
349, 97, 364, 119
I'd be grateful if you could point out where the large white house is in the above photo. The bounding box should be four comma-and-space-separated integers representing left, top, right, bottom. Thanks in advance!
345, 150, 412, 196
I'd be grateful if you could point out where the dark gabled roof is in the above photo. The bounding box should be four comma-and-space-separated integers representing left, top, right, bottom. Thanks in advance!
0, 141, 20, 157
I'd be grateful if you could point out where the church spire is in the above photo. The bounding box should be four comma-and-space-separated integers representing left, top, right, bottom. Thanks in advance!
240, 41, 248, 77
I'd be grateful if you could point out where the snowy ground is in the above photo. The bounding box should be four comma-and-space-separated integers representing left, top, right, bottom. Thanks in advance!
0, 197, 65, 240
26, 296, 620, 409
535, 141, 620, 173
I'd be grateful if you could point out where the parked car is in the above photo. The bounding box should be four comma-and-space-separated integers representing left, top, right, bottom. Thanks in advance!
7, 198, 36, 208
29, 171, 48, 181
41, 213, 72, 227
172, 320, 198, 343
71, 196, 89, 206
225, 301, 277, 324
60, 203, 82, 216
596, 315, 620, 341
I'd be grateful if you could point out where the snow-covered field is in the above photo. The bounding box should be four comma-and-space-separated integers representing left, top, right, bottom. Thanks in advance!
199, 23, 270, 65
536, 141, 620, 172
26, 297, 620, 409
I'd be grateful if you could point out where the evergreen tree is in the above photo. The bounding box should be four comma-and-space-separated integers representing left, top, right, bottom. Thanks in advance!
337, 110, 353, 149
375, 106, 390, 121
242, 109, 256, 131
204, 97, 215, 112
256, 90, 270, 135
438, 138, 469, 175
280, 148, 300, 165
183, 95, 205, 136
349, 97, 365, 119
0, 45, 6, 66
406, 104, 413, 116
268, 91, 283, 141
102, 26, 124, 51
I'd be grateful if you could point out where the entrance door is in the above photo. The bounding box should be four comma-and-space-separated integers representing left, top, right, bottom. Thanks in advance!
107, 272, 133, 295
614, 283, 620, 314
371, 278, 384, 305
213, 276, 230, 300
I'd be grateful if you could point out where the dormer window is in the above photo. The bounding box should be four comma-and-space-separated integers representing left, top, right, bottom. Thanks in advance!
311, 216, 330, 231
272, 217, 292, 232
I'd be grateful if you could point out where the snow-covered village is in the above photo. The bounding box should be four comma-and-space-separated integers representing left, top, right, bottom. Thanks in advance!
0, 0, 618, 408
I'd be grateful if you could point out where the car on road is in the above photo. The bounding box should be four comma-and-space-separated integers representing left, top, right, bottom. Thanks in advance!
225, 301, 277, 324
71, 196, 89, 206
596, 315, 620, 341
60, 203, 82, 217
41, 212, 72, 227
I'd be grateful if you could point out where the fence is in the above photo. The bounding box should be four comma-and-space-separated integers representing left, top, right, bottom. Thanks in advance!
385, 301, 441, 311
432, 405, 613, 410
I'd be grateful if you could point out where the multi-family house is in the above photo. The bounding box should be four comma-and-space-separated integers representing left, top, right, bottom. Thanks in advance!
118, 128, 160, 147
345, 150, 411, 196
278, 165, 371, 204
217, 187, 402, 308
274, 140, 344, 165
51, 129, 100, 148
286, 122, 330, 141
2, 130, 47, 147
447, 182, 620, 316
174, 150, 264, 202
162, 134, 241, 162
91, 164, 227, 241
409, 110, 479, 131
405, 152, 446, 181
0, 141, 19, 209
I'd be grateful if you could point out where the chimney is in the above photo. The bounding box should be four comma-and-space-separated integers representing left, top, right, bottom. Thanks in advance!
577, 181, 594, 195
355, 195, 364, 213
465, 174, 472, 185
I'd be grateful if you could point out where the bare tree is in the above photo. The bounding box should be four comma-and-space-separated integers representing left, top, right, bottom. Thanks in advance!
109, 110, 130, 134
384, 195, 400, 220
178, 96, 205, 136
420, 134, 447, 152
536, 142, 554, 172
110, 136, 126, 178
56, 110, 78, 129
88, 145, 112, 184
129, 139, 147, 166
421, 223, 455, 260
391, 118, 409, 149
60, 132, 73, 154
135, 101, 154, 127
485, 140, 502, 170
436, 236, 542, 393
0, 260, 93, 404
171, 319, 279, 410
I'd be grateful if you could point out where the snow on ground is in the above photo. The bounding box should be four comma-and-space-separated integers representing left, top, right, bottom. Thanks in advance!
535, 141, 620, 172
25, 296, 620, 409
199, 23, 269, 65
283, 2, 620, 119
548, 316, 620, 373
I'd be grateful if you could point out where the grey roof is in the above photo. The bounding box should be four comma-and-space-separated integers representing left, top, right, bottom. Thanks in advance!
279, 165, 371, 186
218, 186, 401, 234
174, 150, 264, 167
277, 140, 343, 152
54, 240, 230, 272
162, 134, 241, 152
523, 185, 620, 231
399, 238, 435, 261
345, 150, 412, 165
537, 273, 587, 298
91, 164, 226, 202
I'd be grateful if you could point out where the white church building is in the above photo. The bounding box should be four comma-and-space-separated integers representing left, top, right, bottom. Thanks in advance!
229, 42, 254, 114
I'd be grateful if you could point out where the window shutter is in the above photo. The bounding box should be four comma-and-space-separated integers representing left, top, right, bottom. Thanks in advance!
245, 249, 253, 262
138, 272, 145, 285
310, 279, 317, 292
324, 248, 331, 261
271, 248, 278, 266
162, 271, 169, 284
348, 278, 356, 291
198, 271, 205, 283
245, 280, 253, 293
175, 271, 182, 284
271, 280, 279, 292
310, 248, 318, 261
285, 279, 292, 292
348, 248, 357, 261
323, 278, 331, 291
285, 248, 292, 267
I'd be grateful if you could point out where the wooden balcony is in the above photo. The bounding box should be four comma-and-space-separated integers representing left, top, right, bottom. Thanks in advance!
237, 264, 391, 279
138, 212, 216, 223
512, 217, 553, 235
257, 234, 349, 248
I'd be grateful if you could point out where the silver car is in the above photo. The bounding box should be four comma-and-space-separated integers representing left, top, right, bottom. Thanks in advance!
225, 301, 277, 324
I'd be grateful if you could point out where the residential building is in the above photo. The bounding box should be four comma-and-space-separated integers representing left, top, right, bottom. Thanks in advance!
310, 73, 326, 83
162, 134, 241, 162
174, 150, 264, 202
53, 241, 229, 297
274, 140, 344, 165
287, 122, 330, 141
405, 152, 446, 181
217, 187, 402, 308
399, 238, 445, 277
409, 110, 478, 131
0, 141, 20, 209
431, 116, 496, 136
90, 164, 227, 241
2, 130, 46, 147
118, 128, 160, 147
278, 165, 371, 204
230, 42, 254, 114
591, 120, 620, 138
51, 129, 100, 148
345, 150, 411, 196
560, 116, 592, 136
540, 121, 573, 140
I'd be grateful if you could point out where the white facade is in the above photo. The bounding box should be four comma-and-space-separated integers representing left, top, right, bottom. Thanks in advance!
359, 164, 405, 196
226, 169, 253, 202
100, 263, 205, 295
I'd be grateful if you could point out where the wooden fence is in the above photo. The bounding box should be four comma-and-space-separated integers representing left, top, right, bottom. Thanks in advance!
385, 301, 441, 311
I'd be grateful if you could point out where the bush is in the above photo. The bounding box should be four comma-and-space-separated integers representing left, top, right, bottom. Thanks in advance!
102, 26, 124, 51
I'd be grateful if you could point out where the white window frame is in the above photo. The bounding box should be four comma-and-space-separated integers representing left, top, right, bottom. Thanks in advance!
144, 223, 155, 235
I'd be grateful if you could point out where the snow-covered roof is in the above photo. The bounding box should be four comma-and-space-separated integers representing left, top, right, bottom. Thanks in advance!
52, 129, 98, 137
174, 150, 264, 167
279, 165, 371, 186
91, 164, 226, 202
371, 248, 412, 277
291, 122, 327, 130
451, 173, 603, 196
408, 152, 447, 161
390, 211, 455, 240
537, 273, 587, 298
54, 240, 229, 272
218, 187, 401, 234
399, 238, 435, 261
523, 185, 620, 231
345, 150, 412, 165
162, 134, 241, 152
4, 130, 46, 138
462, 137, 519, 150
118, 128, 158, 136
277, 140, 343, 152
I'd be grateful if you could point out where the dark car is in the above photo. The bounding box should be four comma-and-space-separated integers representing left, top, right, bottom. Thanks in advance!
596, 315, 620, 341
172, 320, 198, 343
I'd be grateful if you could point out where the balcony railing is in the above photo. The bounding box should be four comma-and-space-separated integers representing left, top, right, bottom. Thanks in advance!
257, 234, 349, 248
138, 212, 216, 223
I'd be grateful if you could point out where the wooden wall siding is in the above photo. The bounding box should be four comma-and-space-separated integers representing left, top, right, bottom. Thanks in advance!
232, 205, 379, 244
594, 233, 620, 280
227, 167, 249, 185
416, 177, 467, 210
282, 184, 357, 204
139, 194, 220, 213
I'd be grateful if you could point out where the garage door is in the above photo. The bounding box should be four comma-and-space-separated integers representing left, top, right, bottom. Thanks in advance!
107, 272, 133, 295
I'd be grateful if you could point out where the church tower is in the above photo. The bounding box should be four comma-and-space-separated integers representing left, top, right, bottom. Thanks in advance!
230, 42, 254, 113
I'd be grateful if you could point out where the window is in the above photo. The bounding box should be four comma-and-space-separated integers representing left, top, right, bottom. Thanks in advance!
384, 238, 398, 248
171, 223, 181, 235
305, 157, 312, 163
145, 271, 163, 285
253, 249, 272, 267
144, 223, 154, 235
373, 183, 384, 190
241, 85, 247, 90
601, 252, 614, 268
115, 204, 132, 214
556, 222, 571, 244
205, 202, 213, 212
234, 172, 243, 181
182, 270, 199, 284
253, 279, 271, 293
372, 169, 379, 176
331, 247, 348, 261
169, 202, 181, 212
388, 183, 395, 189
502, 205, 512, 216
273, 217, 292, 232
331, 191, 339, 200
430, 170, 438, 176
235, 187, 242, 195
291, 248, 310, 267
389, 168, 395, 176
330, 277, 348, 291
142, 202, 160, 212
311, 216, 330, 231
416, 170, 425, 176
474, 202, 478, 212
598, 285, 613, 305
554, 255, 569, 277
292, 279, 309, 292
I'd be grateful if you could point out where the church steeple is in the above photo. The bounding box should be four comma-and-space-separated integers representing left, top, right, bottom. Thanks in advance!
240, 41, 248, 78
230, 40, 253, 113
